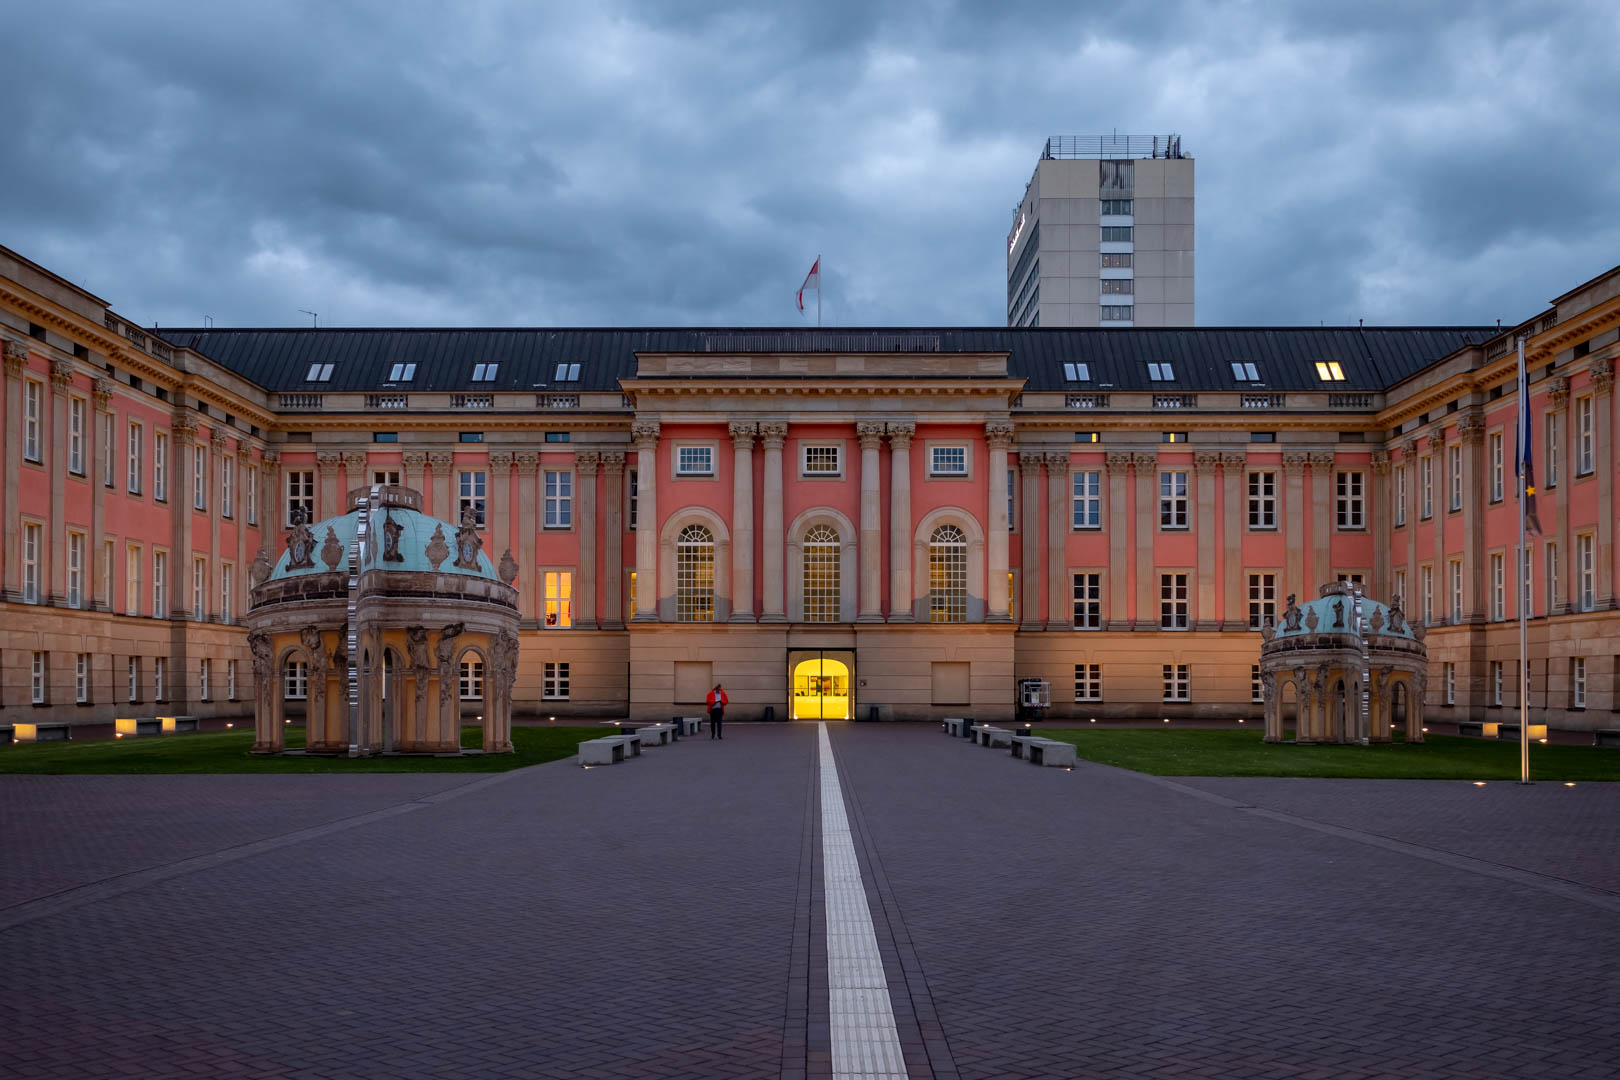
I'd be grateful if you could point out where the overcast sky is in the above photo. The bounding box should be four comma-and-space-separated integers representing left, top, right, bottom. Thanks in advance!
7, 1, 1618, 330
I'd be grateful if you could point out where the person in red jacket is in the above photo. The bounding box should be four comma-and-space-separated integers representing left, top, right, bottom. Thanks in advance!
706, 683, 728, 739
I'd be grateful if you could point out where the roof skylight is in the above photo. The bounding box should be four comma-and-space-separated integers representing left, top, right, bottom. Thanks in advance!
306, 363, 334, 382
1315, 361, 1346, 382
1062, 362, 1090, 381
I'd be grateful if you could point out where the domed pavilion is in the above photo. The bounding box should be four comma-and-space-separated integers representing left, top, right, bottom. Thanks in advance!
245, 485, 520, 756
1258, 581, 1428, 745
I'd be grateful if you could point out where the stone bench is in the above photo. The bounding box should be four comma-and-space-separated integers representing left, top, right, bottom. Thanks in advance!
1595, 729, 1620, 748
1496, 722, 1547, 741
1009, 735, 1077, 768
970, 724, 1013, 749
116, 717, 164, 737
1456, 721, 1500, 738
156, 715, 201, 734
10, 722, 71, 743
942, 717, 972, 738
673, 716, 704, 736
633, 723, 673, 747
580, 734, 642, 765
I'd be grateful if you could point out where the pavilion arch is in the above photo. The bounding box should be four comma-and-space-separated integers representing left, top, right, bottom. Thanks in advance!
265, 642, 317, 751
910, 506, 986, 622
657, 505, 732, 622
451, 641, 498, 751
786, 506, 858, 623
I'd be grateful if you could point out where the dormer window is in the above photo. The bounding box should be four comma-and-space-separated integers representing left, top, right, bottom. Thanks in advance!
1230, 362, 1259, 381
1062, 362, 1090, 381
554, 362, 581, 381
388, 363, 416, 381
1315, 361, 1346, 382
471, 363, 499, 382
1147, 362, 1174, 381
306, 363, 334, 382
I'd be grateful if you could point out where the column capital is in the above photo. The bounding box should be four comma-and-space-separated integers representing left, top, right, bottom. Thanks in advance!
1307, 451, 1336, 474
1042, 450, 1070, 473
172, 414, 199, 445
1370, 448, 1392, 474
92, 377, 116, 410
631, 419, 661, 448
1193, 451, 1221, 475
1020, 454, 1047, 476
758, 420, 788, 449
887, 421, 915, 450
1548, 375, 1571, 408
1105, 451, 1134, 474
426, 450, 454, 470
401, 451, 427, 471
49, 358, 74, 392
2, 338, 27, 376
1591, 356, 1614, 396
488, 450, 514, 470
1282, 451, 1309, 475
1399, 438, 1418, 459
1219, 451, 1246, 470
261, 447, 281, 465
512, 451, 540, 476
856, 420, 886, 450
236, 443, 257, 464
315, 451, 342, 475
1455, 411, 1485, 446
728, 420, 757, 447
599, 450, 626, 474
984, 420, 1015, 449
574, 450, 600, 475
212, 427, 233, 453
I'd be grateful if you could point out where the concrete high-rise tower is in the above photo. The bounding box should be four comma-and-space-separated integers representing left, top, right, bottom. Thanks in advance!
1006, 135, 1194, 327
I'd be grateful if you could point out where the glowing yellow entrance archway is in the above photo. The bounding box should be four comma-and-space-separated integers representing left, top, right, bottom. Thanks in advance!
791, 656, 851, 720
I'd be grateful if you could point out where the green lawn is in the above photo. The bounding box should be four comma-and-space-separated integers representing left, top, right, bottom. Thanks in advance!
0, 725, 606, 775
1042, 728, 1620, 781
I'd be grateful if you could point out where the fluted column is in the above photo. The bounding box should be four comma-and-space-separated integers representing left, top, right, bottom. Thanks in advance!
172, 415, 198, 619
1020, 454, 1045, 628
1283, 452, 1307, 602
601, 451, 626, 627
92, 378, 114, 609
983, 422, 1014, 621
1105, 452, 1131, 629
235, 444, 253, 620
3, 341, 25, 600
1044, 450, 1070, 629
260, 449, 281, 548
758, 421, 788, 622
487, 451, 513, 585
1191, 452, 1218, 630
854, 421, 885, 622
1370, 450, 1391, 602
1133, 451, 1156, 629
49, 359, 72, 604
887, 422, 915, 621
1549, 379, 1572, 613
402, 450, 426, 497
514, 453, 539, 622
1458, 414, 1486, 622
428, 451, 453, 521
1430, 427, 1447, 618
1592, 358, 1615, 608
211, 430, 230, 620
1401, 439, 1418, 606
1309, 452, 1334, 594
314, 451, 339, 520
730, 422, 758, 622
632, 420, 660, 620
575, 451, 599, 629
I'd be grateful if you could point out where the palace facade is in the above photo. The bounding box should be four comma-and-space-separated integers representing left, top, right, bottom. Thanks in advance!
2, 245, 1615, 730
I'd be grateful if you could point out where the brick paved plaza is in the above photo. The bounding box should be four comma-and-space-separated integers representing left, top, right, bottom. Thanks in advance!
3, 726, 1619, 1079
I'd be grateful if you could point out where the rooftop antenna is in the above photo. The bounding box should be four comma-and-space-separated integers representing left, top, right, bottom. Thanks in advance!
203, 315, 213, 328
298, 310, 319, 327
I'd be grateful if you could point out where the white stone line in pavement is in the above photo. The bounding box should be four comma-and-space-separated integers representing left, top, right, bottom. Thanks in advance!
819, 722, 907, 1080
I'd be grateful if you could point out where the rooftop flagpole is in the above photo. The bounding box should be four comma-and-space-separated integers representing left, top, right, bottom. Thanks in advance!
1518, 335, 1530, 785
817, 254, 822, 328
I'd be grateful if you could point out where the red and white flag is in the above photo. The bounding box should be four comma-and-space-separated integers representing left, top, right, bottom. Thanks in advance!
796, 257, 820, 312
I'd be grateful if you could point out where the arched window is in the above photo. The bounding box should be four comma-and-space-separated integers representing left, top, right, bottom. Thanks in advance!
676, 524, 715, 622
929, 524, 967, 622
802, 524, 841, 622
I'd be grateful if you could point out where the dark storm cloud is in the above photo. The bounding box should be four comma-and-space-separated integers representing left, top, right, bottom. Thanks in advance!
4, 0, 1617, 331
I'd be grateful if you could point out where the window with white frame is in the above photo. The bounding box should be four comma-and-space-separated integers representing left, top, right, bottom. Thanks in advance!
1335, 472, 1364, 529
676, 445, 714, 476
1248, 573, 1277, 630
1252, 664, 1265, 703
128, 421, 143, 493
102, 412, 115, 486
1160, 573, 1189, 629
1394, 465, 1406, 526
221, 564, 233, 625
31, 651, 46, 703
1163, 664, 1189, 701
544, 470, 572, 528
1007, 468, 1016, 530
101, 539, 113, 609
677, 524, 716, 622
1158, 471, 1188, 529
1072, 572, 1101, 629
1488, 432, 1504, 502
544, 571, 573, 628
802, 445, 841, 475
471, 362, 498, 382
459, 471, 486, 528
153, 657, 166, 702
192, 558, 207, 621
1314, 361, 1346, 382
23, 379, 41, 461
802, 524, 841, 622
221, 456, 233, 517
1072, 471, 1101, 529
1490, 661, 1503, 706
1062, 362, 1091, 381
199, 657, 211, 702
1449, 559, 1462, 623
67, 531, 84, 609
284, 659, 307, 700
306, 362, 334, 382
627, 469, 638, 529
543, 661, 570, 700
1446, 444, 1461, 511
1546, 542, 1560, 613
1421, 565, 1433, 625
1231, 361, 1260, 381
1147, 362, 1174, 381
1490, 553, 1504, 621
1521, 546, 1533, 617
286, 471, 314, 524
69, 396, 85, 474
553, 362, 581, 381
22, 522, 40, 604
388, 362, 417, 381
1247, 471, 1276, 529
1420, 455, 1433, 518
227, 659, 238, 700
126, 545, 142, 615
1545, 412, 1560, 486
75, 653, 90, 704
1444, 662, 1455, 704
1572, 657, 1587, 708
1576, 395, 1594, 474
928, 524, 967, 622
1577, 533, 1595, 611
246, 465, 258, 524
153, 551, 167, 619
154, 431, 168, 501
1074, 664, 1102, 701
1394, 569, 1407, 607
459, 660, 484, 699
193, 444, 207, 510
929, 445, 967, 476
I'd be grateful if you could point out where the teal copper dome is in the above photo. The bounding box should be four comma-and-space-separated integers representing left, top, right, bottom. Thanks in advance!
267, 486, 500, 582
1269, 581, 1417, 640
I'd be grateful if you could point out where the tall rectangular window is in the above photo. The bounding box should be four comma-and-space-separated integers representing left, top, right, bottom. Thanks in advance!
284, 660, 307, 700
1160, 572, 1189, 629
286, 470, 314, 524
246, 465, 258, 524
1072, 572, 1101, 629
1421, 565, 1433, 625
1444, 662, 1455, 705
1577, 533, 1595, 611
1449, 559, 1463, 624
1447, 445, 1462, 511
1074, 664, 1102, 701
102, 412, 115, 486
1545, 412, 1560, 486
1247, 471, 1276, 529
544, 571, 573, 628
1007, 468, 1016, 530
1490, 553, 1504, 621
1576, 395, 1594, 475
1071, 471, 1101, 529
220, 564, 233, 625
628, 469, 638, 530
153, 551, 167, 619
1163, 664, 1189, 701
1252, 664, 1265, 704
22, 522, 40, 604
193, 444, 207, 509
23, 379, 41, 461
459, 660, 484, 700
1248, 573, 1277, 630
102, 539, 113, 609
1521, 546, 1533, 617
153, 657, 166, 702
75, 653, 90, 704
31, 651, 47, 703
1490, 661, 1503, 707
1420, 456, 1433, 518
225, 659, 237, 700
459, 471, 486, 528
154, 431, 169, 501
199, 658, 211, 702
1572, 658, 1587, 708
544, 470, 572, 528
1335, 471, 1364, 529
1394, 465, 1406, 526
543, 662, 570, 700
1158, 471, 1188, 529
126, 545, 142, 616
68, 396, 85, 474
1546, 542, 1560, 613
67, 531, 85, 609
127, 421, 143, 493
193, 557, 207, 621
1489, 432, 1504, 502
1394, 569, 1407, 608
221, 456, 233, 517
128, 657, 140, 702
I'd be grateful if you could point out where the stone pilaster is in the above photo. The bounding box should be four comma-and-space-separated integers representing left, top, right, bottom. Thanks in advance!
1193, 452, 1219, 630
487, 451, 513, 582
211, 428, 229, 620
574, 451, 598, 629
985, 422, 1014, 622
172, 415, 199, 619
1401, 438, 1418, 609
758, 421, 788, 622
427, 451, 454, 523
92, 378, 115, 610
514, 452, 539, 623
1548, 378, 1572, 613
855, 421, 885, 622
1283, 452, 1308, 602
1132, 451, 1157, 629
1370, 449, 1391, 603
1591, 357, 1615, 608
1431, 426, 1448, 619
260, 449, 281, 548
316, 451, 341, 520
887, 422, 915, 621
601, 451, 626, 627
3, 340, 26, 600
730, 421, 758, 622
1456, 413, 1485, 622
236, 443, 254, 621
1020, 454, 1046, 629
402, 450, 426, 497
1220, 452, 1245, 629
1105, 452, 1131, 629
49, 359, 72, 605
1043, 450, 1070, 629
631, 420, 660, 620
1309, 451, 1334, 592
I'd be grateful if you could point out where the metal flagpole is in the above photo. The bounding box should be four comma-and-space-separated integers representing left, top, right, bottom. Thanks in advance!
817, 254, 822, 328
1518, 336, 1530, 785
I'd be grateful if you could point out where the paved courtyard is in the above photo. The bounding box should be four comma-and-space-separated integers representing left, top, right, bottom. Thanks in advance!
2, 725, 1618, 1079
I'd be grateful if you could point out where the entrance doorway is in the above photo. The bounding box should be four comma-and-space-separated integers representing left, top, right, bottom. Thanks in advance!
789, 650, 855, 720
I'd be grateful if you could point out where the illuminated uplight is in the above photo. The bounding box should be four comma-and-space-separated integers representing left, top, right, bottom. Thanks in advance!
1473, 781, 1487, 787
115, 733, 124, 738
1565, 782, 1577, 788
1162, 718, 1170, 724
1422, 727, 1429, 733
226, 723, 234, 729
1539, 738, 1548, 744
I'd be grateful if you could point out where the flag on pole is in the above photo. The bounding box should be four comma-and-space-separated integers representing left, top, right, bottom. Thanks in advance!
796, 258, 821, 313
1515, 343, 1543, 536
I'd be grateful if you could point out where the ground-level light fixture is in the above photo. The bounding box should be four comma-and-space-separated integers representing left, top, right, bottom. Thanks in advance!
1565, 782, 1577, 788
1473, 781, 1487, 787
